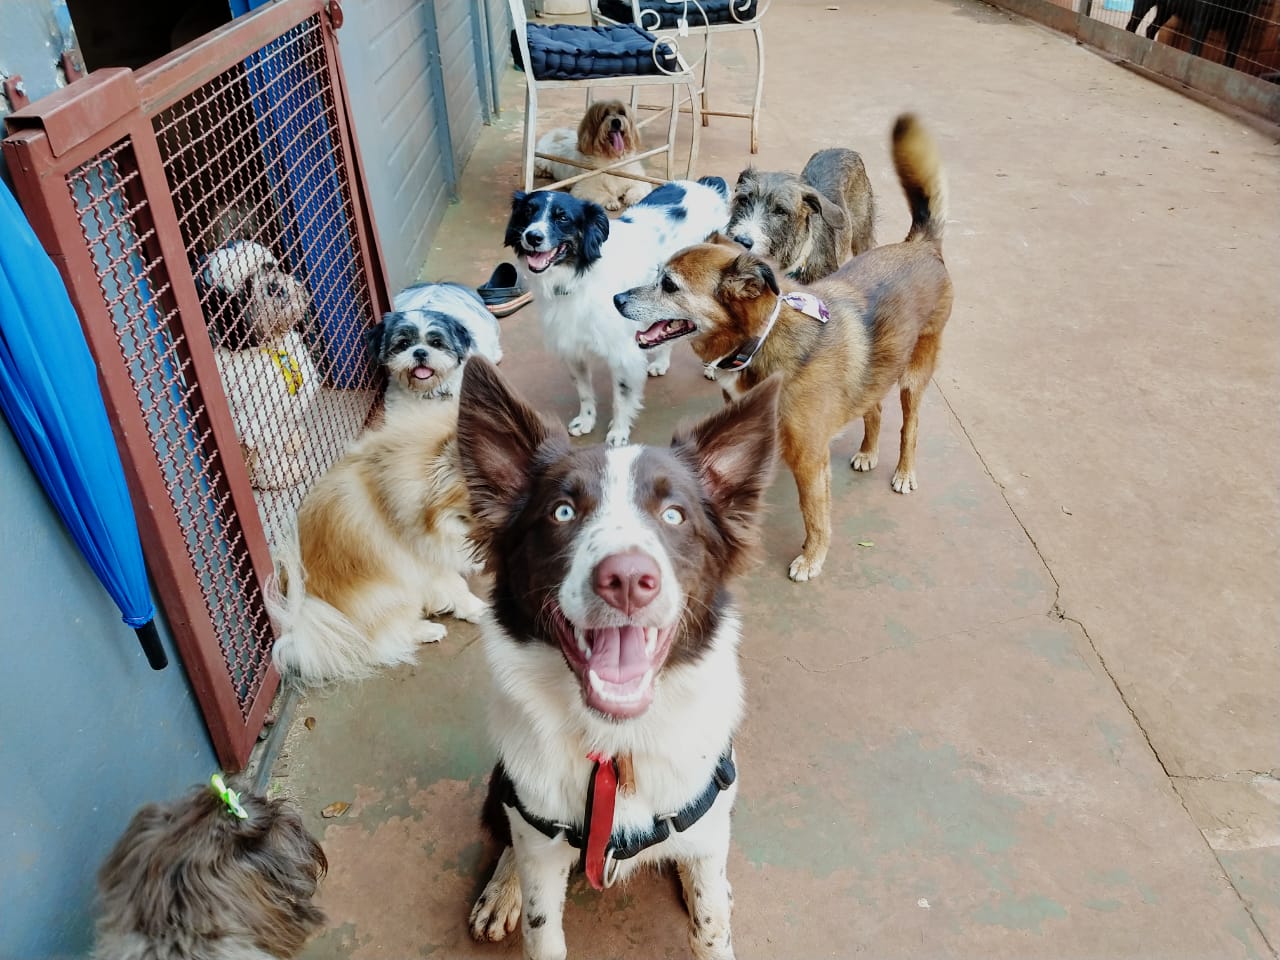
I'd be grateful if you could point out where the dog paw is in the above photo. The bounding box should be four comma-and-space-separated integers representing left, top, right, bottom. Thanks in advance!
469, 889, 521, 944
646, 356, 671, 377
414, 621, 448, 644
605, 199, 623, 211
623, 186, 651, 207
568, 412, 596, 437
891, 469, 917, 494
470, 849, 523, 943
851, 451, 878, 472
788, 554, 824, 582
691, 937, 735, 960
454, 593, 488, 623
605, 426, 631, 448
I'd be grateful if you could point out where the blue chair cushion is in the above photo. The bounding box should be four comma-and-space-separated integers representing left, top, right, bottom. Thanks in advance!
514, 23, 679, 80
597, 0, 760, 28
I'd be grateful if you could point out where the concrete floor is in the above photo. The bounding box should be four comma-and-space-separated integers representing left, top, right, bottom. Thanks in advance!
275, 1, 1280, 956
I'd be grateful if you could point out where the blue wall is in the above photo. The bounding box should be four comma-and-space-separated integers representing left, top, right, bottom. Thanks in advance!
0, 417, 216, 959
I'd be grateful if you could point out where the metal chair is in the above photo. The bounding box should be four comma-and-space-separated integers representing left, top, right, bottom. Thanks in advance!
590, 0, 770, 153
508, 0, 705, 193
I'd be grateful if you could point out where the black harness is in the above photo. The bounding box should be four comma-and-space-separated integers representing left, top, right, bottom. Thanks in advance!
496, 746, 736, 879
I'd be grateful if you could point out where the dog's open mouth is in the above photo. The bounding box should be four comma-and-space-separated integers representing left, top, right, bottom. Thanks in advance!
636, 319, 696, 350
411, 365, 436, 382
609, 131, 625, 155
552, 608, 676, 719
522, 243, 568, 274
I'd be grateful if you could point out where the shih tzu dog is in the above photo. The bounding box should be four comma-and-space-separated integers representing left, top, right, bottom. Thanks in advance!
368, 282, 502, 412
198, 240, 319, 490
94, 776, 327, 960
535, 99, 651, 211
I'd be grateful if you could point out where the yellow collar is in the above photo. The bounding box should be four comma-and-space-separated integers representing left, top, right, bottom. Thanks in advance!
263, 349, 306, 396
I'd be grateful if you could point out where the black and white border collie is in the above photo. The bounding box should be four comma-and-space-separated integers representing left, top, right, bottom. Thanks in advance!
504, 178, 729, 446
457, 357, 779, 960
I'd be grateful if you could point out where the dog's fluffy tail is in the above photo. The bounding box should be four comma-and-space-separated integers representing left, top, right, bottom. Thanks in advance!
265, 526, 378, 686
892, 113, 947, 246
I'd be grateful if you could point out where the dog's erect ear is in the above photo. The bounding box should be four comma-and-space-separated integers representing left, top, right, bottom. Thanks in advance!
735, 167, 758, 190
365, 315, 390, 362
801, 186, 847, 230
672, 375, 780, 573
580, 202, 611, 264
705, 231, 745, 250
719, 252, 780, 301
458, 357, 568, 541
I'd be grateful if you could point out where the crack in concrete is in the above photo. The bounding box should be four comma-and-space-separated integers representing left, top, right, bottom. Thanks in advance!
1172, 771, 1280, 784
932, 380, 1278, 958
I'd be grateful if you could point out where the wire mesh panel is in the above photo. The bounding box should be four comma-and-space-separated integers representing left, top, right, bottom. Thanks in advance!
151, 11, 379, 548
3, 0, 389, 767
1051, 0, 1280, 78
68, 138, 275, 716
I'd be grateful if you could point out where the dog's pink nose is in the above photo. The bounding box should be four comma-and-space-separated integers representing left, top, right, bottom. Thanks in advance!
593, 551, 661, 614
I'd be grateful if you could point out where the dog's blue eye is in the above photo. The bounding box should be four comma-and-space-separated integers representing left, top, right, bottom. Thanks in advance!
660, 506, 684, 526
553, 503, 576, 523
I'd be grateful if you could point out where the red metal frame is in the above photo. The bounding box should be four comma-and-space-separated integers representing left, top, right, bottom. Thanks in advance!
3, 0, 390, 769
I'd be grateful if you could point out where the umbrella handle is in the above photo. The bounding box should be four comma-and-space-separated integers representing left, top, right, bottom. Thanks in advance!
134, 621, 168, 670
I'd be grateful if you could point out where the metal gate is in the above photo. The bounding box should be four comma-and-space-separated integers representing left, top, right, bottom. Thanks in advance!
3, 0, 389, 769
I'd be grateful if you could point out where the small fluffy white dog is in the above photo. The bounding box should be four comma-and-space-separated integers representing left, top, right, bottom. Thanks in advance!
268, 399, 486, 685
199, 240, 319, 490
536, 100, 651, 211
369, 282, 502, 412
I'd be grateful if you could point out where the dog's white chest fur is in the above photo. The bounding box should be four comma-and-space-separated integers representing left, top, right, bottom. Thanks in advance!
484, 614, 744, 852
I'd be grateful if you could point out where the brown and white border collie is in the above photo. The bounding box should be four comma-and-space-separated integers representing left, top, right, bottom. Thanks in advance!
456, 357, 779, 960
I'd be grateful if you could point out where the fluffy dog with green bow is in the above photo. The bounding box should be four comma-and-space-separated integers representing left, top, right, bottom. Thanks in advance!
94, 775, 327, 959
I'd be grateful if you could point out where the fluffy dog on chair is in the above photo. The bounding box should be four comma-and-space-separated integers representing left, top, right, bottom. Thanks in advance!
198, 240, 319, 491
94, 778, 327, 960
535, 100, 651, 211
267, 399, 487, 685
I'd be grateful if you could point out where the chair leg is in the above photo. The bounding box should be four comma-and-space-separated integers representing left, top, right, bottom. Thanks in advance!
686, 78, 701, 177
700, 32, 712, 127
523, 84, 538, 192
666, 83, 678, 180
750, 24, 764, 154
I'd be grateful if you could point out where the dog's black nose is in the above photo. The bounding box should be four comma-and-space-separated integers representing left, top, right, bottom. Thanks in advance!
733, 234, 754, 250
613, 292, 629, 313
610, 117, 622, 131
523, 229, 545, 248
414, 348, 429, 362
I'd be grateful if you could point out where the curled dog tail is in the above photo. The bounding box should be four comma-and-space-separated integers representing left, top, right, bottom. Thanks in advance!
892, 113, 947, 246
265, 525, 375, 686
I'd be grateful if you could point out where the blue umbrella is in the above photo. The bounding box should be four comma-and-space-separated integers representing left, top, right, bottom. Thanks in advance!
0, 179, 166, 670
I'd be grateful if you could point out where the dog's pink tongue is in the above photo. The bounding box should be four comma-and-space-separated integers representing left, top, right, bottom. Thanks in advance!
609, 131, 624, 154
584, 626, 654, 719
590, 626, 649, 683
412, 366, 435, 380
525, 248, 556, 271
